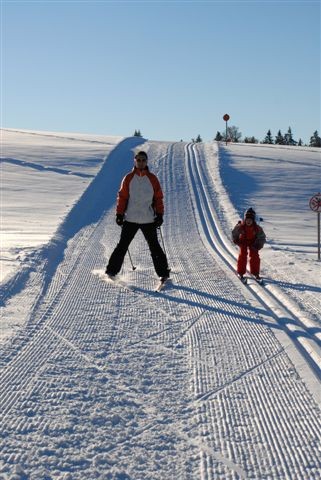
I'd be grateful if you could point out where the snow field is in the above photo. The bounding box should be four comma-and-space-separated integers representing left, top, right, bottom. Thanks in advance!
0, 134, 320, 479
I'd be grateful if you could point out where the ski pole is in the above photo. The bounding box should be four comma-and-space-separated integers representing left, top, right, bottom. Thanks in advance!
158, 226, 171, 272
127, 249, 136, 270
120, 224, 136, 270
158, 226, 168, 259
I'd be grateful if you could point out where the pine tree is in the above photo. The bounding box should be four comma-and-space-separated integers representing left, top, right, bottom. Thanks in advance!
298, 138, 303, 146
309, 130, 321, 147
195, 134, 202, 143
284, 127, 297, 145
133, 129, 142, 137
244, 136, 258, 144
275, 130, 285, 145
263, 129, 274, 144
215, 131, 223, 141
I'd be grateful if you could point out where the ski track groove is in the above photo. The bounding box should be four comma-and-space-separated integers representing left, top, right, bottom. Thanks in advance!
0, 141, 320, 479
188, 142, 321, 367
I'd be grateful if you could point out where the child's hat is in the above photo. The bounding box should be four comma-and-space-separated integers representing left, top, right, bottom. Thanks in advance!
245, 208, 256, 220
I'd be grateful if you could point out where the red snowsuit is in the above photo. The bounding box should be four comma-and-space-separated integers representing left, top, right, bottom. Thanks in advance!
232, 220, 266, 276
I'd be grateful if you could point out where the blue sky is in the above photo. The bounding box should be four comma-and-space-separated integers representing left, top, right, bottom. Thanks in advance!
2, 0, 320, 143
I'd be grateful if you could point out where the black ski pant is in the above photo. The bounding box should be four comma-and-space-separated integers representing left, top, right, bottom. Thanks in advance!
106, 221, 169, 277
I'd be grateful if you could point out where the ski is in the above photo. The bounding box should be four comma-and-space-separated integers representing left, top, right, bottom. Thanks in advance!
93, 269, 135, 291
251, 275, 264, 286
237, 274, 264, 286
93, 270, 172, 293
155, 277, 170, 292
237, 274, 247, 285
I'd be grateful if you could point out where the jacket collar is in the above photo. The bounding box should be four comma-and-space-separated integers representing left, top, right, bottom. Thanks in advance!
241, 219, 257, 226
132, 166, 149, 176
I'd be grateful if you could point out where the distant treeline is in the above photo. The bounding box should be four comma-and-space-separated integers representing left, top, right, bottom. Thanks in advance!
214, 126, 321, 147
133, 127, 321, 147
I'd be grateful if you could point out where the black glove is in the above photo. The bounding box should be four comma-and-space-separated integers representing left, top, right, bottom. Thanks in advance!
154, 214, 163, 227
116, 214, 124, 226
253, 240, 263, 250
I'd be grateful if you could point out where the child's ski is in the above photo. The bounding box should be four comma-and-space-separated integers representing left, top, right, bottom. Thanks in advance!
237, 274, 248, 285
237, 274, 264, 286
251, 275, 264, 286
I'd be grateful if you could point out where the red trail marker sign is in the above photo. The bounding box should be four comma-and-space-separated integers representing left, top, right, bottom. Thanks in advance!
309, 193, 321, 260
223, 114, 230, 145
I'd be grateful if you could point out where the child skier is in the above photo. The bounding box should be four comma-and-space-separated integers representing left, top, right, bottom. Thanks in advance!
232, 208, 266, 282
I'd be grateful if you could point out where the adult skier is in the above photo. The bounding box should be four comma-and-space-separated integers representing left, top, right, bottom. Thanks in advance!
105, 150, 170, 282
232, 208, 266, 282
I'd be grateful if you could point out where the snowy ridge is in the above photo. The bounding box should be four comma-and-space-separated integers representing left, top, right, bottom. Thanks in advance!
0, 136, 320, 479
0, 135, 144, 338
0, 128, 125, 286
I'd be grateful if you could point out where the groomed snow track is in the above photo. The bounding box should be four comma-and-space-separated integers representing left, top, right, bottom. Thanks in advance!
185, 142, 321, 378
0, 140, 320, 479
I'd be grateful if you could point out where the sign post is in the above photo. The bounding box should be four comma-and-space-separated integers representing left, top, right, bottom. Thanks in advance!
309, 193, 321, 260
223, 114, 230, 146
